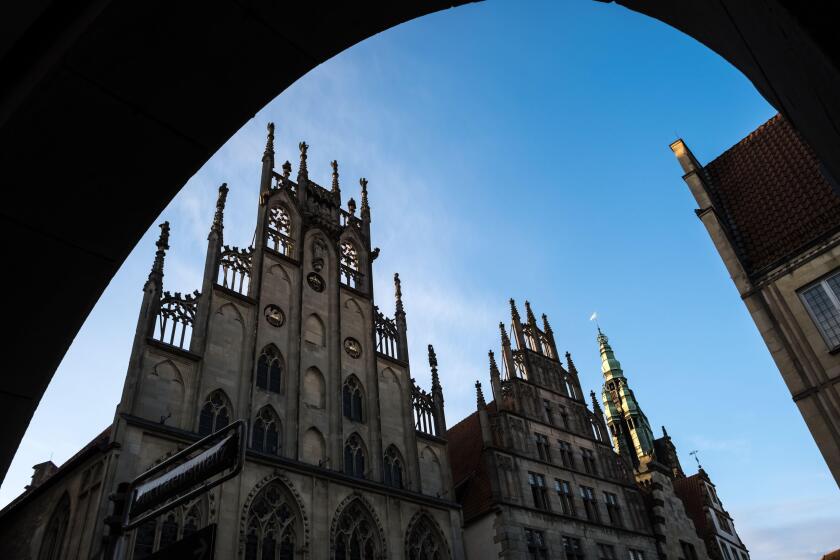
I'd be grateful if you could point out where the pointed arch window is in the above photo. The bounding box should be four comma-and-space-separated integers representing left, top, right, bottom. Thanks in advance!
267, 205, 294, 257
252, 406, 281, 456
383, 445, 405, 489
132, 499, 205, 559
407, 514, 449, 560
257, 346, 283, 393
198, 390, 231, 435
342, 376, 365, 423
38, 493, 70, 560
334, 500, 382, 560
242, 481, 298, 560
340, 241, 361, 289
343, 434, 366, 479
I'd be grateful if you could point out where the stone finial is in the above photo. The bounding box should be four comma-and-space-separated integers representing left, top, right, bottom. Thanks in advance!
331, 160, 340, 196
662, 425, 669, 438
541, 313, 553, 335
475, 380, 486, 408
509, 298, 521, 323
360, 177, 370, 219
264, 122, 275, 159
565, 351, 578, 374
282, 160, 291, 179
489, 350, 500, 378
211, 183, 228, 236
394, 273, 404, 315
149, 221, 170, 281
524, 300, 538, 325
590, 390, 604, 414
499, 321, 511, 347
428, 344, 441, 391
297, 141, 309, 183
347, 197, 357, 216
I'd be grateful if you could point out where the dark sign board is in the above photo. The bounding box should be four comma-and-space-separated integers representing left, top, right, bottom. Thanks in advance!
147, 524, 216, 560
124, 420, 245, 529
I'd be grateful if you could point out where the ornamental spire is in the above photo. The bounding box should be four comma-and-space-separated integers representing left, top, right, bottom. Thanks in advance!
541, 313, 553, 336
263, 122, 275, 161
149, 221, 170, 282
524, 300, 538, 326
499, 321, 511, 347
509, 298, 521, 323
489, 349, 500, 375
394, 273, 404, 315
210, 183, 228, 238
597, 329, 624, 380
565, 351, 578, 375
297, 141, 308, 184
428, 344, 441, 392
590, 390, 604, 415
360, 177, 370, 220
475, 380, 486, 408
331, 160, 341, 199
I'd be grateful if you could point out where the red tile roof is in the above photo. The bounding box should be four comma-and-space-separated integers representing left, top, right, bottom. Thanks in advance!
822, 548, 840, 560
446, 407, 495, 522
702, 114, 840, 278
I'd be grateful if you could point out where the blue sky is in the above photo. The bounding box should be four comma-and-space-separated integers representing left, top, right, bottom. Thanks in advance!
2, 1, 838, 557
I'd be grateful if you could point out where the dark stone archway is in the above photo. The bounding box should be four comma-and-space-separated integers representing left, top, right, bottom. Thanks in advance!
1, 0, 838, 484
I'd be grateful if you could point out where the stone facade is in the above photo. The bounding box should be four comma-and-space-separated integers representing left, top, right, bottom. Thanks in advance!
0, 124, 463, 560
671, 115, 840, 485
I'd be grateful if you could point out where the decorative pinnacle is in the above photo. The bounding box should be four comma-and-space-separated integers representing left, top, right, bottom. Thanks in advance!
150, 221, 170, 280
211, 183, 228, 236
541, 313, 553, 335
297, 141, 308, 183
360, 178, 370, 217
394, 273, 404, 314
499, 322, 511, 347
590, 390, 603, 414
282, 161, 291, 179
509, 298, 521, 322
524, 300, 538, 325
331, 160, 340, 195
347, 197, 357, 216
489, 350, 500, 377
475, 380, 486, 408
264, 122, 275, 159
565, 351, 578, 374
428, 344, 441, 391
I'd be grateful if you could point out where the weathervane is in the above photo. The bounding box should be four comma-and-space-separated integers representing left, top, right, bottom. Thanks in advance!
689, 449, 702, 469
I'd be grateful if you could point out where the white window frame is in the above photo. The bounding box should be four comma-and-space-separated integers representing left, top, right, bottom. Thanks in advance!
799, 271, 840, 351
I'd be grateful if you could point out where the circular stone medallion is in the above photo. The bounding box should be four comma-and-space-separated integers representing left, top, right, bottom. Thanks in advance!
307, 272, 325, 292
344, 337, 362, 359
264, 305, 285, 327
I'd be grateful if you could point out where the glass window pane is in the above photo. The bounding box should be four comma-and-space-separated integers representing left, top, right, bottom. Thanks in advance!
802, 283, 840, 347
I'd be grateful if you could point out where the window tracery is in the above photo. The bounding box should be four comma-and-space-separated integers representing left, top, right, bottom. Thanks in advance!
243, 482, 298, 560
257, 345, 283, 393
340, 241, 361, 289
38, 493, 70, 560
406, 513, 448, 560
342, 376, 364, 423
333, 500, 381, 560
131, 499, 205, 559
343, 434, 366, 479
252, 406, 281, 455
198, 390, 231, 435
267, 206, 294, 257
383, 445, 404, 489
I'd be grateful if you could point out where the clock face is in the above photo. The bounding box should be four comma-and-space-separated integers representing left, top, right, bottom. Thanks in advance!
344, 337, 362, 359
307, 272, 325, 292
264, 305, 285, 327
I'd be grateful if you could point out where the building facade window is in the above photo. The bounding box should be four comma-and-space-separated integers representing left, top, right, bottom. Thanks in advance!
581, 448, 598, 475
251, 406, 281, 455
527, 472, 550, 511
715, 511, 732, 533
597, 543, 617, 560
38, 493, 70, 560
342, 376, 365, 423
198, 390, 231, 435
383, 445, 404, 489
535, 433, 551, 462
333, 500, 382, 560
543, 399, 554, 425
563, 536, 585, 560
256, 345, 283, 393
629, 550, 646, 560
680, 541, 699, 560
525, 528, 548, 560
406, 514, 447, 560
580, 486, 600, 522
800, 272, 840, 349
558, 440, 575, 468
344, 435, 366, 478
604, 492, 622, 527
555, 479, 576, 516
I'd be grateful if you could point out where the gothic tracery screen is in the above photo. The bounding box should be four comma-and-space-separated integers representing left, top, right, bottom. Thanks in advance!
333, 500, 382, 560
406, 514, 448, 560
244, 482, 298, 560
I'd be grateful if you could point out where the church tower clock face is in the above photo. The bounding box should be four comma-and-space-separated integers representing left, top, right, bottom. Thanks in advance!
344, 337, 362, 358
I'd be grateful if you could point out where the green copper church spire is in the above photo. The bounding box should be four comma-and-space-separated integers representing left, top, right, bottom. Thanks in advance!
597, 328, 656, 467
